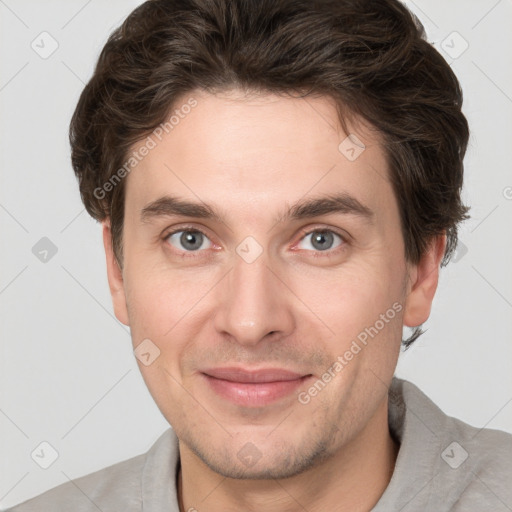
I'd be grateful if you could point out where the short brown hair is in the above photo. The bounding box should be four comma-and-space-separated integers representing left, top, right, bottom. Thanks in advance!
69, 0, 470, 347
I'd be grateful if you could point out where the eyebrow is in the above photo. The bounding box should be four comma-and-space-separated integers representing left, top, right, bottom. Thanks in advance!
140, 193, 375, 225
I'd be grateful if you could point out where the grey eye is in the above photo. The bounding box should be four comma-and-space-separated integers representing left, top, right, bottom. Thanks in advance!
167, 230, 212, 251
298, 230, 342, 252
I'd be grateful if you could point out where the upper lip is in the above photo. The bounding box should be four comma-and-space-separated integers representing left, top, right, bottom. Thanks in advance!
202, 367, 310, 383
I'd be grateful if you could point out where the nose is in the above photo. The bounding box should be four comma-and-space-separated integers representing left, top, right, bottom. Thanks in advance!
213, 252, 295, 346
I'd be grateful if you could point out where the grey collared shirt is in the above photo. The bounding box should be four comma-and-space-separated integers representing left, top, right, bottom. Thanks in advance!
7, 378, 512, 511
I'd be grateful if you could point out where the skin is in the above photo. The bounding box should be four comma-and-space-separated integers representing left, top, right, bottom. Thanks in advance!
103, 89, 446, 512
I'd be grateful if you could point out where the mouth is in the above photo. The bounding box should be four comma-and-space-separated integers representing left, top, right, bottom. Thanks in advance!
200, 367, 313, 407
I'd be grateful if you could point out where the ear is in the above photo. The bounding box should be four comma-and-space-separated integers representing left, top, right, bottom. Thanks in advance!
102, 220, 129, 326
403, 233, 447, 328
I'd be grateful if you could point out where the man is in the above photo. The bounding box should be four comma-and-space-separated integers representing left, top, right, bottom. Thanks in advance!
8, 0, 512, 510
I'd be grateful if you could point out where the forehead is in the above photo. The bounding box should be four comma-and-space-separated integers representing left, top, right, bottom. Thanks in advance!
124, 89, 394, 226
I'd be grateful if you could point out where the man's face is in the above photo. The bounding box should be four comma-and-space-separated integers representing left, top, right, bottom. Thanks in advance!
107, 89, 423, 479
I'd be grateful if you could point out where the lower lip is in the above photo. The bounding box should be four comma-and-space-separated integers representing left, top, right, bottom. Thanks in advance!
202, 374, 312, 407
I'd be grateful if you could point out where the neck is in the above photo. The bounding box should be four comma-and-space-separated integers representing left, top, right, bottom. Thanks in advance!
177, 398, 399, 512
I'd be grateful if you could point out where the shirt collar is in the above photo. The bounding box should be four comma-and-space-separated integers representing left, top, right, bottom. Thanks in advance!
142, 427, 181, 512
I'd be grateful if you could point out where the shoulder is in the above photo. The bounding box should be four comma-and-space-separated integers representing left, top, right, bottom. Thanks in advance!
441, 408, 512, 510
450, 410, 512, 466
392, 378, 512, 510
6, 428, 179, 512
398, 377, 512, 469
5, 453, 146, 512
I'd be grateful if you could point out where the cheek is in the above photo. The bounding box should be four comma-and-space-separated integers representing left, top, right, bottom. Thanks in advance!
125, 275, 191, 408
125, 254, 200, 321
124, 269, 180, 350
288, 256, 404, 340
124, 265, 218, 368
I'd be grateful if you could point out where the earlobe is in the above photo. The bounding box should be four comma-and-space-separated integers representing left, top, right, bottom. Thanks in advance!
402, 234, 447, 328
102, 221, 130, 326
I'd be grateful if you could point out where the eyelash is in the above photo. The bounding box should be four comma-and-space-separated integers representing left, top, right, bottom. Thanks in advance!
162, 225, 349, 258
295, 226, 348, 258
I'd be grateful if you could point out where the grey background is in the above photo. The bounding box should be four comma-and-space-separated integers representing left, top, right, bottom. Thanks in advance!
1, 0, 511, 508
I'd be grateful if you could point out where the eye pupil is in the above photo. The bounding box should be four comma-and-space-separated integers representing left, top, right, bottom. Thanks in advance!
180, 231, 203, 251
311, 231, 334, 251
